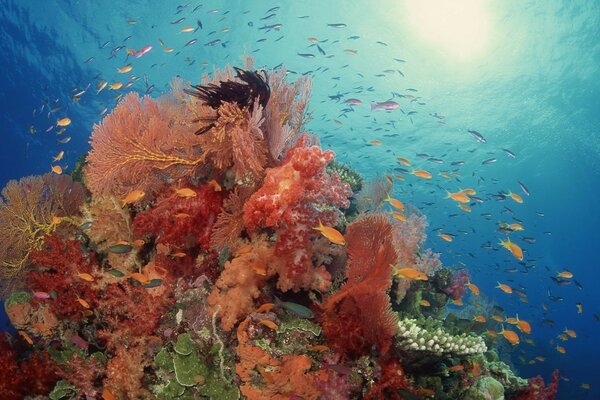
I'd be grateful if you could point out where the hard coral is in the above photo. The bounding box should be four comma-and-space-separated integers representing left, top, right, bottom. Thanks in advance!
243, 135, 352, 290
133, 183, 224, 251
321, 214, 398, 357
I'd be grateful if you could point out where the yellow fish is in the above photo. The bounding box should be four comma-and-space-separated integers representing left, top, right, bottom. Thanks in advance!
97, 80, 108, 94
419, 299, 431, 307
121, 189, 145, 207
117, 65, 133, 73
57, 117, 71, 126
394, 267, 428, 281
313, 220, 345, 245
53, 150, 64, 162
175, 188, 197, 198
51, 165, 63, 175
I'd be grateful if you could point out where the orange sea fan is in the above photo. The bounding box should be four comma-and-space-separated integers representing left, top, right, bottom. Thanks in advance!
84, 92, 205, 199
210, 185, 256, 250
199, 101, 267, 181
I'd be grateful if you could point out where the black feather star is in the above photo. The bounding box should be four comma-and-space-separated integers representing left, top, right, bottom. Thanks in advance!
185, 67, 270, 135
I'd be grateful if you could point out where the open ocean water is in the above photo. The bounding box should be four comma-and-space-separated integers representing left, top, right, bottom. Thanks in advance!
0, 1, 598, 399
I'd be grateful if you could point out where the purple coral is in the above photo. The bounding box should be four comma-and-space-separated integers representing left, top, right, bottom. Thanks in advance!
442, 269, 470, 301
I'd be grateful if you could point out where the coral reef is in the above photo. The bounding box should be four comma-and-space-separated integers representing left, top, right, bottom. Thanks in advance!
0, 62, 556, 400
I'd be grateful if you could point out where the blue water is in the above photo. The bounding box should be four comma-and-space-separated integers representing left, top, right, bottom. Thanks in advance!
1, 1, 598, 398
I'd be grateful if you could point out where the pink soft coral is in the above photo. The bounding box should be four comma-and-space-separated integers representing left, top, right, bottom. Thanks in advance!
243, 135, 352, 290
515, 370, 559, 400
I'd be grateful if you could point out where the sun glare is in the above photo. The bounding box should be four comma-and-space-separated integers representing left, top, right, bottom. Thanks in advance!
405, 0, 491, 60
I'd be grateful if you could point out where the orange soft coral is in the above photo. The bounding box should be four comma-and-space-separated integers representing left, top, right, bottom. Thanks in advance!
321, 214, 398, 357
235, 316, 324, 400
207, 235, 281, 331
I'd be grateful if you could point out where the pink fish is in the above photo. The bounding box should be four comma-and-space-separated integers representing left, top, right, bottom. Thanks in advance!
344, 98, 362, 106
128, 45, 153, 58
33, 291, 51, 299
371, 101, 400, 111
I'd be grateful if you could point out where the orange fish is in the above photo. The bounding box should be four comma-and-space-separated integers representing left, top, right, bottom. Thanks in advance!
413, 169, 432, 179
313, 220, 345, 245
446, 191, 470, 203
234, 245, 253, 257
180, 26, 195, 32
175, 213, 190, 219
132, 239, 145, 248
117, 64, 133, 73
448, 365, 464, 372
102, 388, 116, 400
258, 319, 278, 330
255, 303, 275, 313
419, 299, 431, 307
517, 317, 532, 334
396, 157, 411, 166
390, 211, 407, 221
32, 322, 51, 335
486, 330, 498, 337
56, 117, 71, 126
18, 330, 33, 345
129, 272, 150, 284
499, 237, 523, 261
452, 298, 464, 306
122, 189, 145, 207
53, 150, 64, 162
461, 188, 477, 196
77, 272, 95, 282
76, 296, 90, 309
384, 195, 404, 211
208, 179, 222, 191
51, 165, 63, 175
394, 174, 405, 181
251, 263, 268, 276
369, 140, 382, 145
564, 328, 576, 338
496, 282, 513, 294
508, 191, 523, 203
492, 314, 505, 322
508, 223, 524, 231
506, 317, 518, 325
308, 344, 329, 352
171, 252, 187, 258
471, 361, 481, 378
499, 325, 520, 345
466, 282, 480, 296
52, 216, 63, 225
109, 82, 123, 90
556, 271, 573, 279
556, 345, 566, 354
384, 174, 393, 185
175, 188, 197, 198
473, 315, 487, 323
438, 233, 453, 242
394, 267, 428, 281
459, 204, 472, 213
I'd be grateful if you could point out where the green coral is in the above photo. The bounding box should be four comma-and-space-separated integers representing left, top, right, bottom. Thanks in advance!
5, 291, 31, 307
278, 318, 322, 336
327, 161, 363, 193
463, 376, 504, 400
49, 380, 77, 400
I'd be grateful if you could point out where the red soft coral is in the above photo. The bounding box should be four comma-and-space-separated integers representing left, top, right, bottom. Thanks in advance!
365, 358, 416, 400
243, 135, 352, 290
321, 214, 398, 357
0, 333, 25, 399
133, 183, 224, 251
26, 234, 99, 320
515, 370, 559, 400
